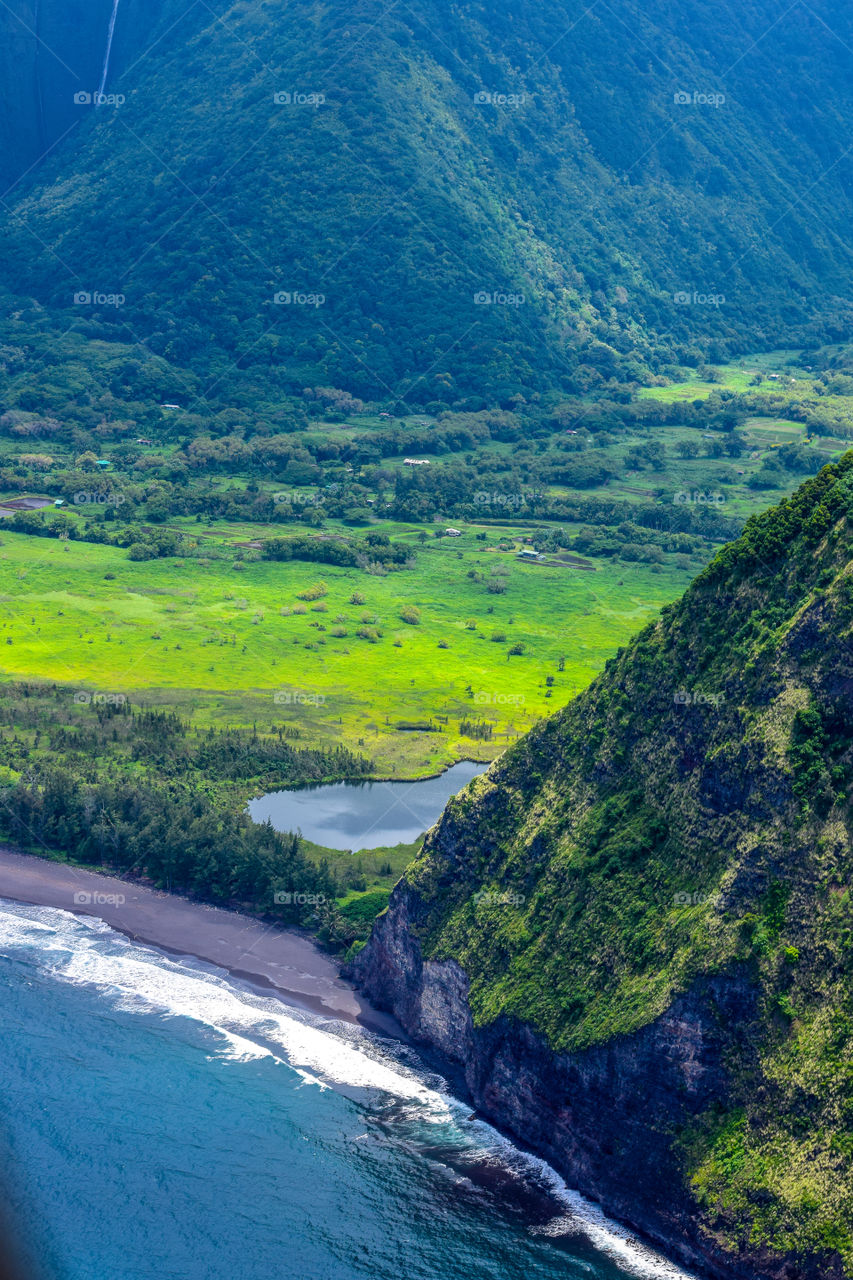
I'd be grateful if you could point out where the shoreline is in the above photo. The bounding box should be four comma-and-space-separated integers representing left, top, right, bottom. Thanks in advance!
0, 846, 404, 1039
0, 847, 697, 1279
251, 755, 493, 798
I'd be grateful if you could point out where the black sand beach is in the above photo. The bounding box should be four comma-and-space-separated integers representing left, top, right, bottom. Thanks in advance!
0, 847, 402, 1038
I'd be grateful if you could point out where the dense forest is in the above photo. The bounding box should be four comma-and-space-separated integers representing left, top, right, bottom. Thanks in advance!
1, 0, 853, 408
0, 686, 373, 930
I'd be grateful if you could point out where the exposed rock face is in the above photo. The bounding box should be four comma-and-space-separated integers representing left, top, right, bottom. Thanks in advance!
355, 893, 844, 1280
0, 0, 111, 186
355, 892, 746, 1278
0, 0, 196, 187
353, 463, 853, 1280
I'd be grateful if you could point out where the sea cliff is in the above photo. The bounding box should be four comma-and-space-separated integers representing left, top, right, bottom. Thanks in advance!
353, 459, 853, 1280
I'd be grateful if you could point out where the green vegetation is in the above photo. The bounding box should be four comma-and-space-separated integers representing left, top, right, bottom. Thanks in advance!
0, 345, 848, 964
5, 1, 853, 1268
382, 456, 853, 1273
0, 350, 848, 939
0, 686, 362, 922
4, 2, 853, 405
0, 678, 426, 943
0, 348, 848, 772
0, 517, 687, 772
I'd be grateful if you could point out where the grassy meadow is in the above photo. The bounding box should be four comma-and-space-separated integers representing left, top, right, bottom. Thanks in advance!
2, 347, 851, 804
0, 521, 690, 777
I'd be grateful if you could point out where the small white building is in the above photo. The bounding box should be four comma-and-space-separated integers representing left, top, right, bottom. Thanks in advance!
445, 528, 462, 537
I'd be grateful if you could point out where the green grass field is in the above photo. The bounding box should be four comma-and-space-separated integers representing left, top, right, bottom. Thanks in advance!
3, 351, 850, 789
0, 524, 692, 776
639, 350, 853, 435
637, 351, 809, 400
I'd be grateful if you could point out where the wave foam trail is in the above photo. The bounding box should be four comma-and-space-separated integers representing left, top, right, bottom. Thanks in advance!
0, 900, 696, 1280
0, 901, 448, 1105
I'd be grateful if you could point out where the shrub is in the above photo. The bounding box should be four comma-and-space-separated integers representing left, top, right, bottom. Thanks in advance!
400, 605, 421, 625
128, 543, 155, 561
338, 889, 392, 923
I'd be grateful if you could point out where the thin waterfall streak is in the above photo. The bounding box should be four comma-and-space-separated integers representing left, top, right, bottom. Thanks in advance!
97, 0, 122, 102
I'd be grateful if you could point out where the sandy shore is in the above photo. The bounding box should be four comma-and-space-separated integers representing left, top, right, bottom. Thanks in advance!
0, 847, 403, 1038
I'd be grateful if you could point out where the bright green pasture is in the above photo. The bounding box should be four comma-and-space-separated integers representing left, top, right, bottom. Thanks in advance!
638, 353, 853, 435
637, 352, 812, 402
0, 528, 690, 775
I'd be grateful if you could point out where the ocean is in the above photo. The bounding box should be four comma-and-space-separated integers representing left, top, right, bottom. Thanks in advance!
0, 900, 693, 1280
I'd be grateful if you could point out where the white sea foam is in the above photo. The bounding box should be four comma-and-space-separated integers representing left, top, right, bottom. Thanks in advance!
448, 1119, 696, 1280
0, 900, 696, 1280
0, 901, 444, 1103
528, 1153, 696, 1279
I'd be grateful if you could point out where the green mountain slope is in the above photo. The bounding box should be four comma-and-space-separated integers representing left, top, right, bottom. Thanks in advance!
355, 456, 853, 1278
2, 0, 853, 407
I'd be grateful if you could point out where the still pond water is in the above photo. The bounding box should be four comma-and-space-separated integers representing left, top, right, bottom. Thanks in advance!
248, 759, 488, 850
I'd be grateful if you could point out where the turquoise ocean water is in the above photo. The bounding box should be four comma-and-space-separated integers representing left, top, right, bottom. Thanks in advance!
0, 900, 693, 1280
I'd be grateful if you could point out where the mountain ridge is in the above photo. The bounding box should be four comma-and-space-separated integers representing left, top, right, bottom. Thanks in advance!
353, 455, 853, 1279
2, 0, 853, 408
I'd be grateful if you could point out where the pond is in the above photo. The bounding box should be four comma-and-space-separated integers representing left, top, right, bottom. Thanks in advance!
248, 760, 489, 852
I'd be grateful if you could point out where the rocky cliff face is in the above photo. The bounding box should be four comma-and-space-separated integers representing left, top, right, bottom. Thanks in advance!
0, 0, 109, 186
0, 0, 196, 187
353, 459, 853, 1280
355, 889, 837, 1280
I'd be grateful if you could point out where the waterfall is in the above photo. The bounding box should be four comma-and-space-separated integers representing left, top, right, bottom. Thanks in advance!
96, 0, 122, 102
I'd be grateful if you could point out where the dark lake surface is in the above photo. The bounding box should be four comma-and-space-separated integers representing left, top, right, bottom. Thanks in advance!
248, 759, 489, 850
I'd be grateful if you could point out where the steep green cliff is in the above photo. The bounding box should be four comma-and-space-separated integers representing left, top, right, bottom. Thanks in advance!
0, 0, 193, 187
356, 456, 853, 1279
